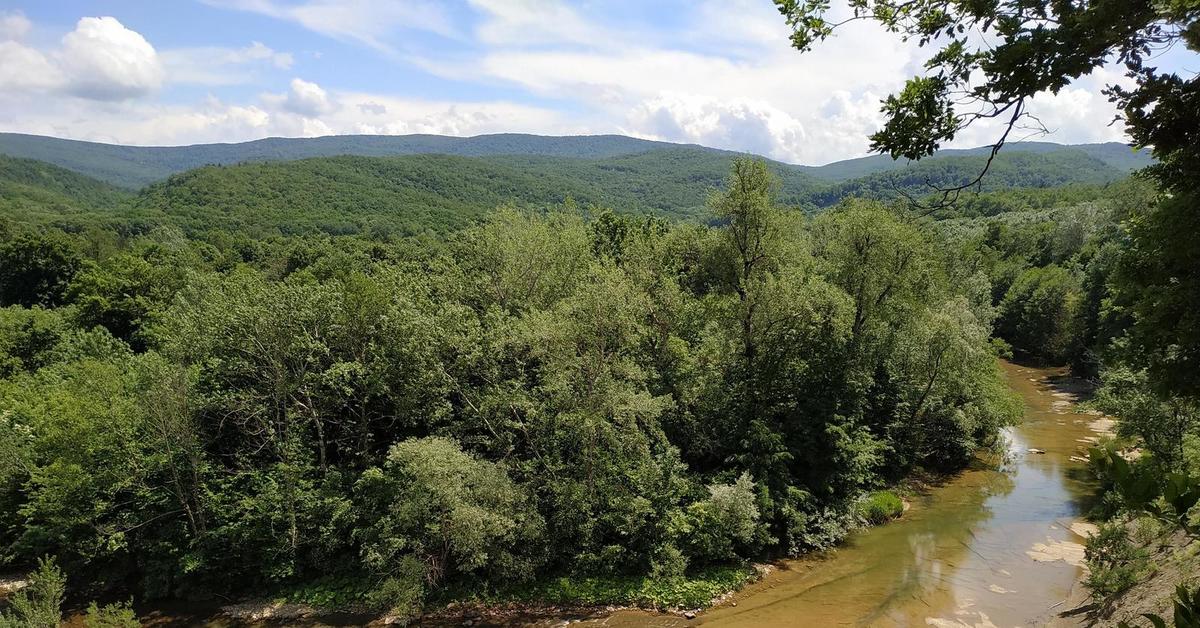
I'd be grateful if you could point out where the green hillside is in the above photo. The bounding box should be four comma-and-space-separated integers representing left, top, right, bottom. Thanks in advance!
810, 150, 1127, 205
806, 140, 1154, 180
478, 148, 823, 213
127, 150, 821, 235
0, 140, 1140, 238
133, 154, 595, 236
0, 155, 134, 224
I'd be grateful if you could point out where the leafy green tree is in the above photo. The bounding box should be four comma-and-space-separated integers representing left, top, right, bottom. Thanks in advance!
997, 265, 1083, 362
0, 306, 65, 377
812, 200, 932, 342
68, 247, 188, 350
1096, 365, 1199, 472
82, 601, 140, 628
355, 437, 544, 587
679, 472, 761, 565
0, 232, 81, 308
1114, 189, 1200, 397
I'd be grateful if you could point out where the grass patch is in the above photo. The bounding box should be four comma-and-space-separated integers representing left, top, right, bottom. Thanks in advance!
273, 565, 758, 615
445, 565, 757, 611
858, 491, 904, 525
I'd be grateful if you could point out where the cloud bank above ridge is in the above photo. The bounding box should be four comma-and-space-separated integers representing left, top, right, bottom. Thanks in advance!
0, 2, 1134, 164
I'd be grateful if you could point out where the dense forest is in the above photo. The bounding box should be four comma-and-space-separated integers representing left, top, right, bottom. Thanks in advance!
1, 128, 1178, 621
0, 152, 1047, 618
1, 0, 1196, 620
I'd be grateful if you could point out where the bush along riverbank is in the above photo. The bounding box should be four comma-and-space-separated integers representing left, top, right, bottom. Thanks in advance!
0, 486, 920, 627
1068, 438, 1200, 626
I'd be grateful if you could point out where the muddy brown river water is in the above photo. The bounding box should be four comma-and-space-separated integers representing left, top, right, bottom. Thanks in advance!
93, 360, 1104, 627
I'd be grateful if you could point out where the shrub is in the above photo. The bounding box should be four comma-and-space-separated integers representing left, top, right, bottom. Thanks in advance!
83, 601, 140, 628
1084, 522, 1151, 598
0, 557, 66, 628
858, 491, 904, 525
355, 437, 545, 586
682, 472, 760, 564
365, 556, 426, 622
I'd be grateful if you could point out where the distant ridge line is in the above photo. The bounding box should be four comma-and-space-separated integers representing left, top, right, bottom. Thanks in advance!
0, 131, 1152, 190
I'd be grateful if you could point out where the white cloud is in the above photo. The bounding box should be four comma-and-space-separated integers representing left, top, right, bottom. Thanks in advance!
162, 41, 293, 85
358, 101, 387, 115
0, 10, 31, 40
59, 16, 164, 100
0, 78, 575, 147
0, 41, 63, 91
334, 92, 580, 136
0, 16, 166, 101
203, 0, 457, 53
467, 0, 617, 47
622, 90, 892, 164
944, 68, 1131, 150
280, 77, 334, 116
406, 0, 927, 162
625, 95, 808, 161
0, 0, 1140, 162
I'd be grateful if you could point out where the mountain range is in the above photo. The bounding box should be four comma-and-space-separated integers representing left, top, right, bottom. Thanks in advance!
0, 132, 1155, 236
0, 132, 1152, 189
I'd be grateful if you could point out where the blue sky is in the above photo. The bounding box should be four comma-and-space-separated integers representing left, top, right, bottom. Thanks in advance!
1, 1, 1193, 164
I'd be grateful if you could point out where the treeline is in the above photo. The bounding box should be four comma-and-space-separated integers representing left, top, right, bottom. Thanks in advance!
0, 160, 1018, 617
931, 179, 1157, 372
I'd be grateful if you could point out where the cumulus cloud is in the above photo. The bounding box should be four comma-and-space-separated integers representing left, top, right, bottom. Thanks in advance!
623, 90, 892, 164
1, 15, 294, 100
0, 10, 31, 40
59, 17, 164, 100
0, 41, 63, 91
626, 95, 808, 161
0, 16, 163, 101
280, 78, 334, 116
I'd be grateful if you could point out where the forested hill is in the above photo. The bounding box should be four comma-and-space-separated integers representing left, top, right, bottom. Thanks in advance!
0, 133, 704, 189
0, 131, 1150, 189
0, 155, 134, 223
128, 148, 1135, 235
1, 146, 1139, 237
807, 141, 1154, 180
810, 150, 1126, 205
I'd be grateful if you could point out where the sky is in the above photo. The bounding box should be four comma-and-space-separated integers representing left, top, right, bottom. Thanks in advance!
0, 0, 1193, 165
